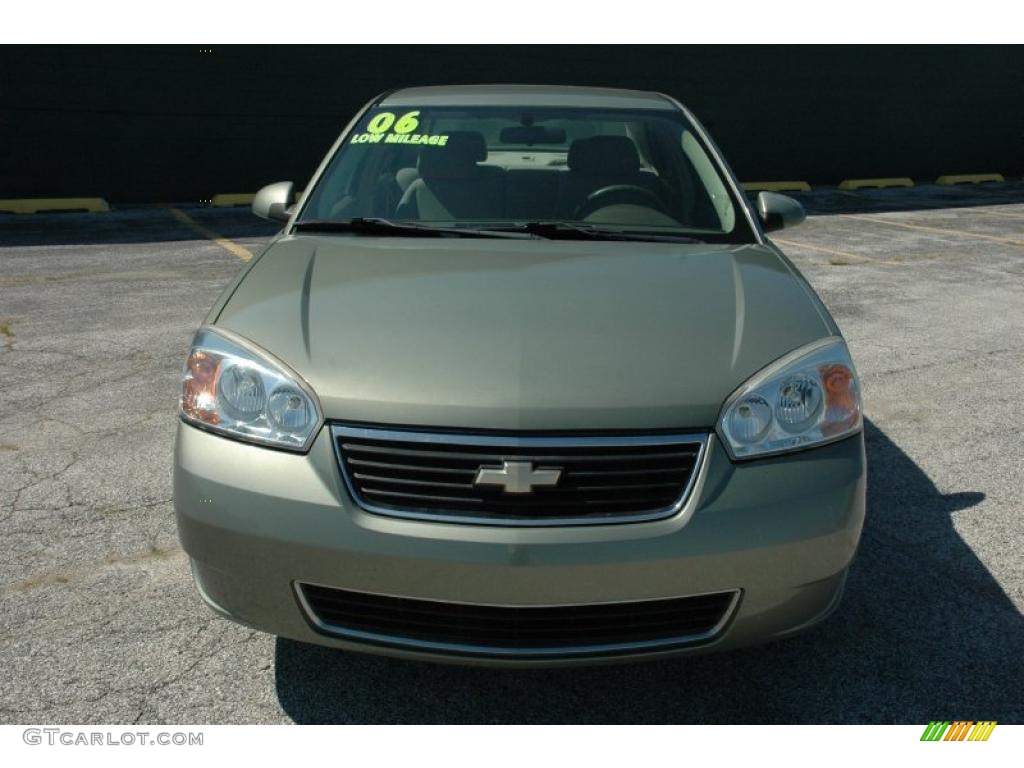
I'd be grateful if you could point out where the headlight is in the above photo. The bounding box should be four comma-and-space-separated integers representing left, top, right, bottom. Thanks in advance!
179, 327, 322, 451
718, 337, 862, 459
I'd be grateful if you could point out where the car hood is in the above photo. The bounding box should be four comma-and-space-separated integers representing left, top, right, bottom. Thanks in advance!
214, 235, 834, 431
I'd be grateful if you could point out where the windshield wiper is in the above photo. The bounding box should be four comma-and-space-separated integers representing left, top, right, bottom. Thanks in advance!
292, 218, 535, 239
487, 221, 706, 243
293, 218, 705, 243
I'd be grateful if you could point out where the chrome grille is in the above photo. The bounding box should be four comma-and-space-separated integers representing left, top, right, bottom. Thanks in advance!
333, 425, 707, 526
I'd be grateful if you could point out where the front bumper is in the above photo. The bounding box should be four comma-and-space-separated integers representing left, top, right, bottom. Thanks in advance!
174, 421, 865, 666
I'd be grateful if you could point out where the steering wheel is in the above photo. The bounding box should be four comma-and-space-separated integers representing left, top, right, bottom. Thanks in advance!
574, 184, 667, 220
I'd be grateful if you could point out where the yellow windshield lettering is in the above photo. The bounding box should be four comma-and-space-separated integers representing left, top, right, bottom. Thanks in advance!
350, 111, 446, 147
393, 110, 420, 134
366, 112, 396, 134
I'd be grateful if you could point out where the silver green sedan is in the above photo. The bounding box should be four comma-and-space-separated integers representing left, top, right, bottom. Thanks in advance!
174, 85, 865, 665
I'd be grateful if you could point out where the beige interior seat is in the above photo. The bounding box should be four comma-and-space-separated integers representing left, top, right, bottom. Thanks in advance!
556, 136, 660, 217
397, 132, 505, 221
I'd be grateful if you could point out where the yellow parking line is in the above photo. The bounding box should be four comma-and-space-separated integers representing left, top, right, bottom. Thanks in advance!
838, 178, 914, 190
169, 208, 253, 262
835, 188, 1024, 220
211, 193, 255, 207
741, 181, 811, 192
838, 213, 1024, 247
936, 173, 1004, 185
771, 237, 902, 266
0, 197, 110, 213
955, 207, 1024, 221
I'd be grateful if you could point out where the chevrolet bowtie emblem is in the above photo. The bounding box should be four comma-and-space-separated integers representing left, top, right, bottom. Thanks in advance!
473, 461, 562, 494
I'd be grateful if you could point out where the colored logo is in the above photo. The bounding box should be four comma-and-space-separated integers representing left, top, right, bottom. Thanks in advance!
920, 721, 997, 741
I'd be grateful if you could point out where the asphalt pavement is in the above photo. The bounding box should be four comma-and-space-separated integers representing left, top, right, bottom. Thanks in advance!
1, 185, 1022, 723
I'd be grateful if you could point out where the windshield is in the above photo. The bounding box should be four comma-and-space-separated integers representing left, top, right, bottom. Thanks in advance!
298, 105, 753, 242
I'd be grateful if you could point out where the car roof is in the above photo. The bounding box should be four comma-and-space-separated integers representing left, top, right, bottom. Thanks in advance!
378, 84, 678, 111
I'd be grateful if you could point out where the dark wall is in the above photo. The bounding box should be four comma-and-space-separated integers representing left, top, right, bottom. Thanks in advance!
1, 45, 1021, 203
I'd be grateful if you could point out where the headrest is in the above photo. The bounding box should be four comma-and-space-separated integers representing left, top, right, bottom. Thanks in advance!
568, 136, 641, 176
418, 131, 488, 179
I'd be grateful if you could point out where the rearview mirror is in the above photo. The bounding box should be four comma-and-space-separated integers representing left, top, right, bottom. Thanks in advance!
253, 181, 295, 223
756, 191, 806, 233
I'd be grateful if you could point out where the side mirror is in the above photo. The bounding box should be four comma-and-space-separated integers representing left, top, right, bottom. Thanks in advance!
253, 181, 295, 223
756, 191, 806, 233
